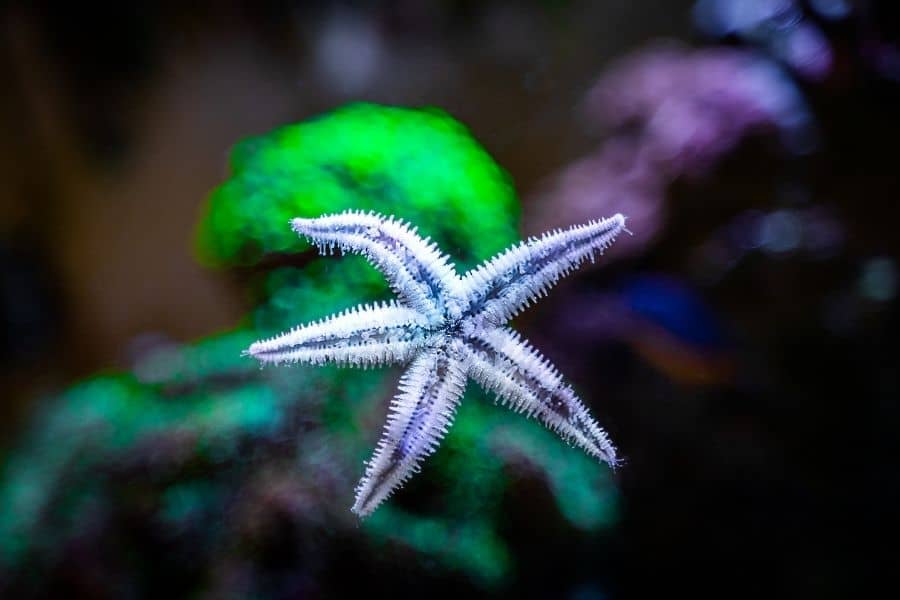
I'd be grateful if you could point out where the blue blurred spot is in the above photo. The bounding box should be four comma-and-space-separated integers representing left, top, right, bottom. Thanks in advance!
619, 275, 727, 352
809, 0, 851, 20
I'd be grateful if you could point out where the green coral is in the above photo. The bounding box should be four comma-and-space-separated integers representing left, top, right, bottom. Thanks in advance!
0, 103, 617, 593
197, 102, 519, 271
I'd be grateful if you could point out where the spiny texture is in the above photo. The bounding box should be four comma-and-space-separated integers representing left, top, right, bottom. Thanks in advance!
247, 209, 627, 516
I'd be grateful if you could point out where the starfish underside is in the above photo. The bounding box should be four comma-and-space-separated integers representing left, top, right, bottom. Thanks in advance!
247, 210, 627, 516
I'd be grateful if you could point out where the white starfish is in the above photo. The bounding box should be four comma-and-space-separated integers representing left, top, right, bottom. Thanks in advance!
246, 210, 627, 517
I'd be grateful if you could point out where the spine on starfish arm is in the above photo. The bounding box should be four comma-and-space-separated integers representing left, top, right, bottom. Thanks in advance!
291, 210, 460, 319
245, 300, 429, 368
461, 214, 627, 326
352, 341, 469, 517
466, 327, 619, 467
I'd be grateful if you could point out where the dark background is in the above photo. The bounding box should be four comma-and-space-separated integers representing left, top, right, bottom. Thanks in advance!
2, 1, 898, 597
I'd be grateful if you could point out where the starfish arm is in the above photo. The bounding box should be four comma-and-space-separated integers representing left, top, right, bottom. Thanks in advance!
246, 300, 430, 368
292, 210, 459, 318
459, 214, 626, 327
465, 327, 618, 467
352, 342, 467, 517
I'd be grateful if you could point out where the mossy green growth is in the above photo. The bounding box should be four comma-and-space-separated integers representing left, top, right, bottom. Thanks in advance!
0, 370, 283, 566
0, 103, 618, 593
197, 103, 519, 272
366, 507, 511, 586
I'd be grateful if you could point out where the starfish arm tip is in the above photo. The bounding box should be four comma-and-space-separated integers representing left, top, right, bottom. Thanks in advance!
599, 445, 620, 469
350, 496, 374, 518
611, 213, 632, 236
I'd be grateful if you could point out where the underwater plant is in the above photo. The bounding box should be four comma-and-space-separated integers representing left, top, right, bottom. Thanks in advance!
247, 210, 626, 516
0, 103, 619, 595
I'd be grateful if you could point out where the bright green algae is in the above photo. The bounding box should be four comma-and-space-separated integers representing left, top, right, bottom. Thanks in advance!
197, 102, 519, 271
0, 103, 617, 590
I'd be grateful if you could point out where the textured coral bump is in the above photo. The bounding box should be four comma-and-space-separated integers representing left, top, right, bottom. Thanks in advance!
246, 210, 627, 517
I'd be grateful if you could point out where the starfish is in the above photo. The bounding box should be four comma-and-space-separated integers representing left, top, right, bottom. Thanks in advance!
246, 209, 627, 516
